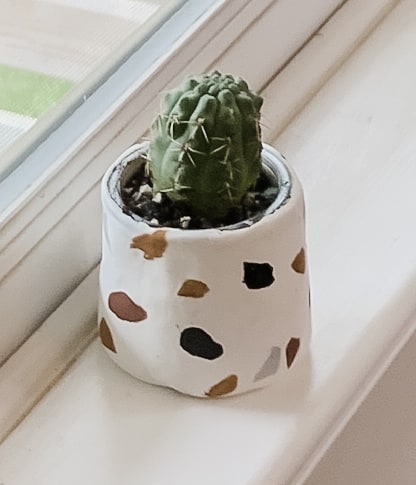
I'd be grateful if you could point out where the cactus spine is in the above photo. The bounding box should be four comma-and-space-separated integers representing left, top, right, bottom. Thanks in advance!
148, 71, 263, 221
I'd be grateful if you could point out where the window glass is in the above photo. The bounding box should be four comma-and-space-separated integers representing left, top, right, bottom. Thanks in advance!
0, 0, 185, 173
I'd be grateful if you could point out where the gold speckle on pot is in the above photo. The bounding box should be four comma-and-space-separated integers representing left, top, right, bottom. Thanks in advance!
108, 291, 148, 322
130, 230, 167, 260
99, 318, 116, 353
291, 248, 306, 274
177, 279, 210, 298
205, 374, 238, 398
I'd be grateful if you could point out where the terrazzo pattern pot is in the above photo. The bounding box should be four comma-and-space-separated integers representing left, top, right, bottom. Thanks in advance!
99, 142, 311, 398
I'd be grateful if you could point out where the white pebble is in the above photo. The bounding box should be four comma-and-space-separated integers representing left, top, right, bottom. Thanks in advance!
152, 192, 162, 203
180, 216, 191, 229
139, 184, 152, 195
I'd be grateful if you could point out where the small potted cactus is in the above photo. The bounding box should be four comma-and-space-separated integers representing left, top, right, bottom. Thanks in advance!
99, 71, 311, 398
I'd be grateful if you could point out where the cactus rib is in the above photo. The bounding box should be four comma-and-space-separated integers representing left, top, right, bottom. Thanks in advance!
148, 71, 263, 220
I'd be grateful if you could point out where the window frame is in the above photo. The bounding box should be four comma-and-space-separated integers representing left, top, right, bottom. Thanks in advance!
0, 0, 403, 461
0, 0, 346, 364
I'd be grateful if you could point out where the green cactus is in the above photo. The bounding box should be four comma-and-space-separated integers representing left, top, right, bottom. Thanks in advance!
148, 71, 263, 221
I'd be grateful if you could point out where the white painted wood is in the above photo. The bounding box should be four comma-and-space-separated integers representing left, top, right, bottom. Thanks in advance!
0, 0, 348, 365
0, 0, 387, 439
0, 0, 385, 365
306, 331, 416, 485
1, 0, 416, 484
210, 0, 345, 92
0, 183, 101, 363
0, 269, 98, 443
0, 0, 389, 364
260, 0, 401, 141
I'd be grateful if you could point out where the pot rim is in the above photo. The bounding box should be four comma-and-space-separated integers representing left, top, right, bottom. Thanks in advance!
103, 141, 292, 232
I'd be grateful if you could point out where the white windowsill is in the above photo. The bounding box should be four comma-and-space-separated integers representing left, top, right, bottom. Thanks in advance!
1, 0, 416, 483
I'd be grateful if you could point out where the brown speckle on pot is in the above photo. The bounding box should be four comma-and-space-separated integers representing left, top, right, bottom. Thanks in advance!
286, 338, 300, 368
108, 292, 148, 322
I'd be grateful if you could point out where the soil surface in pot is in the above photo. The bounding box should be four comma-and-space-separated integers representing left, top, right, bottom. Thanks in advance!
120, 156, 279, 229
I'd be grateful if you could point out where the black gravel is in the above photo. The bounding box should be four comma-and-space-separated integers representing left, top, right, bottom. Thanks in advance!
120, 158, 278, 229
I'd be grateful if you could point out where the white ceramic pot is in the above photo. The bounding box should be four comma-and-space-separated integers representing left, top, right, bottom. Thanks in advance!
99, 142, 311, 398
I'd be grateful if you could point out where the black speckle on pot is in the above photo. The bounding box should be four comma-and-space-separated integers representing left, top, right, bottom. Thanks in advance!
180, 327, 223, 360
243, 262, 275, 289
